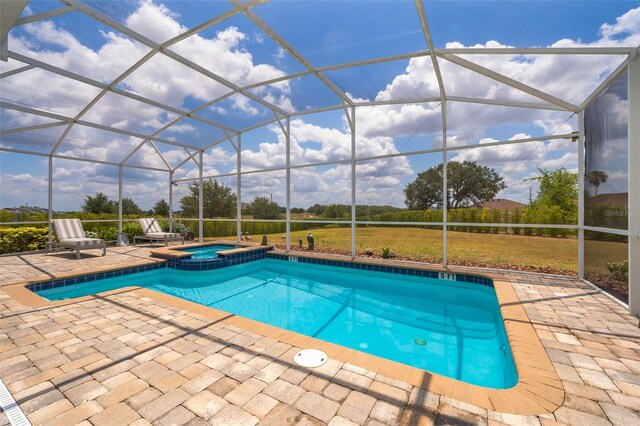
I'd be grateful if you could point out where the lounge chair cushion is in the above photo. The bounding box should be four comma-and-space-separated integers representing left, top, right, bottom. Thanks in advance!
138, 218, 163, 234
52, 218, 86, 239
145, 232, 183, 239
58, 238, 106, 247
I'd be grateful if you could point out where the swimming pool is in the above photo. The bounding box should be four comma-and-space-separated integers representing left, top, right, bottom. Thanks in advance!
33, 258, 517, 388
180, 244, 238, 259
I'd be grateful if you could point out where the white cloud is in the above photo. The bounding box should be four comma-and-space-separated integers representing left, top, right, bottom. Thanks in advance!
600, 7, 640, 40
126, 0, 182, 43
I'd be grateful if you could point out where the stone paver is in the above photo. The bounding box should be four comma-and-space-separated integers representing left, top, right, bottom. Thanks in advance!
244, 393, 279, 419
183, 390, 228, 420
323, 382, 353, 403
209, 404, 259, 426
225, 378, 267, 406
333, 369, 373, 392
369, 400, 403, 425
337, 391, 377, 424
88, 403, 141, 426
138, 388, 190, 422
156, 406, 196, 426
294, 392, 341, 423
63, 380, 108, 405
260, 403, 303, 425
1, 248, 639, 426
181, 369, 224, 394
263, 379, 306, 405
96, 378, 149, 407
27, 399, 74, 425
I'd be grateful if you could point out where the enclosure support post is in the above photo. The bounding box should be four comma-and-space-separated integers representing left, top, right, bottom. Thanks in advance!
578, 111, 585, 279
237, 134, 242, 242
48, 155, 53, 243
198, 151, 204, 244
350, 107, 356, 259
285, 117, 291, 252
118, 165, 123, 233
442, 101, 448, 268
628, 55, 640, 315
169, 171, 173, 233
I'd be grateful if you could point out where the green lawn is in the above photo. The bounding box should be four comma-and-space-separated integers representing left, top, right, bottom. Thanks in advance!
267, 226, 585, 274
584, 238, 628, 276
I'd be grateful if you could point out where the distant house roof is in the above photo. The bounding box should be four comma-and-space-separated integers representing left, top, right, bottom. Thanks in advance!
585, 192, 628, 204
3, 206, 50, 215
476, 199, 527, 210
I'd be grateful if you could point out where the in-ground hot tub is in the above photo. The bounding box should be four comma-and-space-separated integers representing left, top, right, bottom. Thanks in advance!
179, 244, 239, 259
167, 243, 273, 270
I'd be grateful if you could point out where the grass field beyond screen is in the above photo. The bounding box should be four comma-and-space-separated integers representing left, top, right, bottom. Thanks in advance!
269, 226, 586, 273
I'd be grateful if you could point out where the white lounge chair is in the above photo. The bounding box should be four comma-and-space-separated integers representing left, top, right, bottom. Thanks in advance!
134, 218, 184, 246
52, 219, 107, 259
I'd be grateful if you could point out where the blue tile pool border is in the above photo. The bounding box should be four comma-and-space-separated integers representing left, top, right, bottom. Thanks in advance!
26, 262, 166, 293
266, 252, 493, 287
26, 249, 491, 295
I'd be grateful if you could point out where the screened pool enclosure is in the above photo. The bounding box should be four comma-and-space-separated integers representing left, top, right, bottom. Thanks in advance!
0, 1, 638, 314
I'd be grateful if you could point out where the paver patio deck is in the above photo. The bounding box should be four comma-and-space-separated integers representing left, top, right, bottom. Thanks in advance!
1, 245, 639, 425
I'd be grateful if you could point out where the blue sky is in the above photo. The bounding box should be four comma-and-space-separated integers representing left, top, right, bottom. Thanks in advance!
1, 0, 638, 211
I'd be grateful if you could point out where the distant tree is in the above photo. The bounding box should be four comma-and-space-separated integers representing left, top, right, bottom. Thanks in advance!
527, 168, 578, 223
153, 199, 170, 216
586, 170, 608, 196
404, 161, 506, 209
355, 205, 404, 218
291, 207, 306, 214
121, 197, 142, 215
307, 204, 326, 215
404, 166, 443, 209
179, 180, 237, 218
246, 196, 281, 220
322, 204, 350, 219
81, 192, 116, 214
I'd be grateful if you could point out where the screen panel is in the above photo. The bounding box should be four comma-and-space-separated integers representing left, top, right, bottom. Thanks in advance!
584, 231, 628, 304
584, 71, 628, 230
356, 224, 443, 264
0, 153, 49, 222
355, 103, 442, 156
447, 226, 577, 275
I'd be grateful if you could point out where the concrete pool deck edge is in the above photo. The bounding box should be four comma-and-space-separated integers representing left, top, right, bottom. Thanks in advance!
2, 246, 564, 415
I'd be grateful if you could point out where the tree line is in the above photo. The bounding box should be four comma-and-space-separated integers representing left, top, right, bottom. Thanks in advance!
6, 161, 580, 228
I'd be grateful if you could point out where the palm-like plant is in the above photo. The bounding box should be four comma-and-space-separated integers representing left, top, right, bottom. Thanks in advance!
586, 170, 609, 196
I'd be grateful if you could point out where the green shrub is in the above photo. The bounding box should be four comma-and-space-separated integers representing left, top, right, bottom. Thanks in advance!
607, 261, 628, 281
95, 227, 119, 241
0, 227, 49, 254
381, 247, 391, 259
84, 230, 99, 239
170, 222, 192, 235
523, 208, 535, 236
490, 208, 502, 233
122, 221, 143, 241
511, 208, 522, 235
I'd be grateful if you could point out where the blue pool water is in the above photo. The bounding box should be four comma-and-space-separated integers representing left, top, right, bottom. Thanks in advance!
181, 244, 237, 259
35, 259, 517, 388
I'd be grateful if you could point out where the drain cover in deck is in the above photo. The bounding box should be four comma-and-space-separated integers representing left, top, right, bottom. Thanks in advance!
294, 349, 328, 368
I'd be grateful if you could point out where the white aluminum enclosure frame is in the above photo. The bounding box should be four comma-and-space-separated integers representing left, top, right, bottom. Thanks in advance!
626, 54, 639, 315
0, 1, 638, 313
